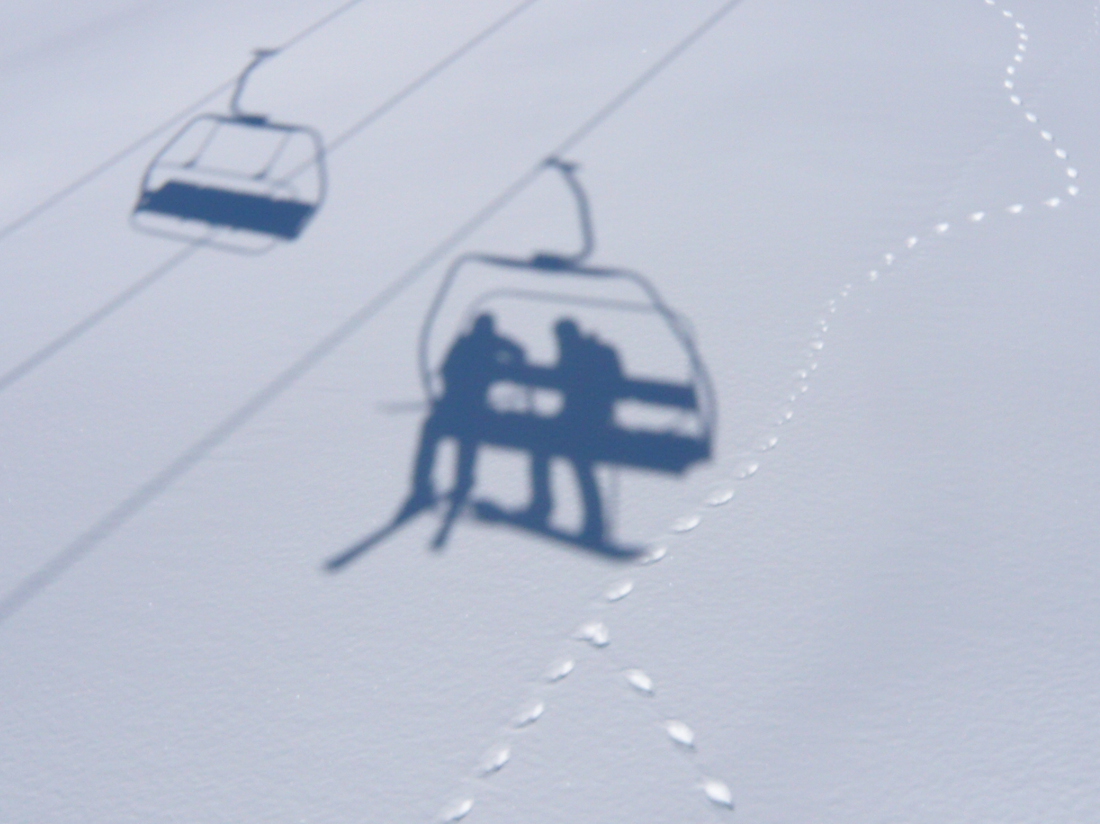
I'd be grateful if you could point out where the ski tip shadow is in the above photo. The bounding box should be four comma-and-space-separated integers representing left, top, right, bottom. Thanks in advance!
323, 507, 424, 572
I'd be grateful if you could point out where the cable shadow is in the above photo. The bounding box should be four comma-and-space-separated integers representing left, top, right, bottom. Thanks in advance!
0, 242, 201, 394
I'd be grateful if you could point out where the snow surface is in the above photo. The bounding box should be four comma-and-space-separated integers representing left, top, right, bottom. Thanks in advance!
2, 1, 1100, 822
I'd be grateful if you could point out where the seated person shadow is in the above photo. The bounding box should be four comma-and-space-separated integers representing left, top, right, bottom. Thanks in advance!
476, 318, 619, 548
328, 312, 702, 570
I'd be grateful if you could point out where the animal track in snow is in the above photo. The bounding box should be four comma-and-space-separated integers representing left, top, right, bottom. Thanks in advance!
478, 744, 512, 775
665, 719, 697, 749
671, 513, 702, 533
544, 658, 575, 682
604, 580, 635, 602
512, 699, 545, 727
624, 668, 656, 695
574, 620, 611, 648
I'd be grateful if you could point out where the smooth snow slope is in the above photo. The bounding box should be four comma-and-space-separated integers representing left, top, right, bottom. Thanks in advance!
2, 1, 1099, 822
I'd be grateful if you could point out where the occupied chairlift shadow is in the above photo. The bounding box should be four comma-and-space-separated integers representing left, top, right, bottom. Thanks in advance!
131, 49, 326, 253
327, 159, 715, 570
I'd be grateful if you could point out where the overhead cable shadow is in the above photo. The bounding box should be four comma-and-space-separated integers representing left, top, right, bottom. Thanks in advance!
0, 242, 202, 394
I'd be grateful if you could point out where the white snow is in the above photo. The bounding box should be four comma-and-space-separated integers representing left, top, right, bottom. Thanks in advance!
2, 0, 1100, 822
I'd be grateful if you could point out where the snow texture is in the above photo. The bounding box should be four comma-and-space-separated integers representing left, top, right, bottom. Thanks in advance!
2, 1, 1100, 822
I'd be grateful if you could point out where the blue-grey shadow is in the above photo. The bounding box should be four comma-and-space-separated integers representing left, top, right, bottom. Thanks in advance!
328, 159, 716, 570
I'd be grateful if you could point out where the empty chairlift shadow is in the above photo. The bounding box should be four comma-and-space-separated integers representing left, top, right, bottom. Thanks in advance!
132, 49, 326, 254
328, 159, 716, 569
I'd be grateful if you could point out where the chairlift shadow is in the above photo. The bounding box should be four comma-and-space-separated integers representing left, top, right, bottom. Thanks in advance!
131, 50, 326, 254
328, 159, 715, 571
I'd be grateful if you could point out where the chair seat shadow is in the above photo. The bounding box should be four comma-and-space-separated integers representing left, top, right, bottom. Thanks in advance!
136, 180, 316, 240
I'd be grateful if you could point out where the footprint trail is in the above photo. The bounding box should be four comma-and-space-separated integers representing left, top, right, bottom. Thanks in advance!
431, 2, 1093, 819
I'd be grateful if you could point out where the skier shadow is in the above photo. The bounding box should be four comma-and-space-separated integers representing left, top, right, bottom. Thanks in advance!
326, 311, 708, 571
